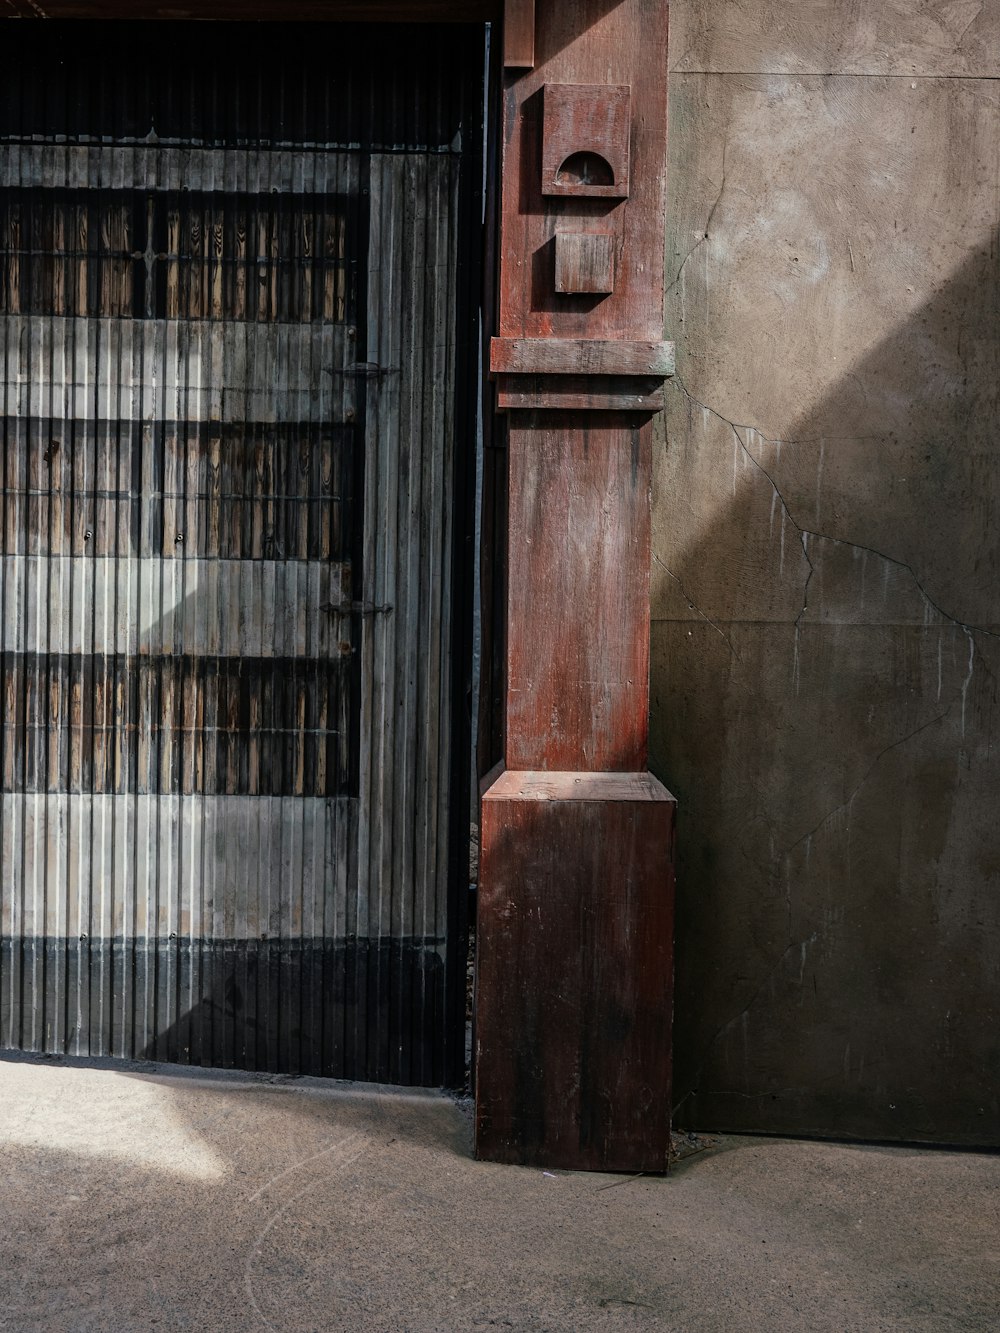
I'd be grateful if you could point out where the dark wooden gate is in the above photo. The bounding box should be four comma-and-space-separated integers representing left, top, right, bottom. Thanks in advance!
0, 22, 480, 1085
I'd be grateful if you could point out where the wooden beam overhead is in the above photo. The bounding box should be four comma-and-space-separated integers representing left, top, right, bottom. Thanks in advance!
1, 1, 498, 20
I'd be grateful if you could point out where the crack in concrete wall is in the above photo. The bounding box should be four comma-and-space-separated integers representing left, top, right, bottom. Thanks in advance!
655, 9, 1000, 1143
669, 377, 999, 643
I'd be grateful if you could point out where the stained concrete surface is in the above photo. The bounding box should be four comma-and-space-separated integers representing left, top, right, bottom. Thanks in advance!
654, 4, 1000, 1143
668, 0, 999, 77
1, 1059, 998, 1332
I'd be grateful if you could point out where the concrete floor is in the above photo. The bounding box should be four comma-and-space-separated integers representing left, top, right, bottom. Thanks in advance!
0, 1058, 996, 1332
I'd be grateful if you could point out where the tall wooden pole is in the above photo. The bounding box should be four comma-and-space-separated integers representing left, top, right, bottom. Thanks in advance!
476, 0, 676, 1170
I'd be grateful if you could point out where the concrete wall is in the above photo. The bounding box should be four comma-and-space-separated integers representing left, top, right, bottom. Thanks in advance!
653, 1, 999, 1143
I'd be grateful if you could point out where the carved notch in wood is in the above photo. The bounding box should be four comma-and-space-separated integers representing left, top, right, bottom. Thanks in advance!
542, 84, 631, 199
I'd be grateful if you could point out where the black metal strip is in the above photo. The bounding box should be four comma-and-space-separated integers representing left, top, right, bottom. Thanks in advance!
0, 934, 445, 1084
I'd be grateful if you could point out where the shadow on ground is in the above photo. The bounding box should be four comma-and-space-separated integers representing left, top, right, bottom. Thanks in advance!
1, 1057, 998, 1331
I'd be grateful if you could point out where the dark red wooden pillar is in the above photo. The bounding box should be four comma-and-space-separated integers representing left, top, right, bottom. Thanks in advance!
475, 0, 676, 1170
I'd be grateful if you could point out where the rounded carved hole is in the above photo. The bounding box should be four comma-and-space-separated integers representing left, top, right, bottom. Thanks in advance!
554, 150, 615, 188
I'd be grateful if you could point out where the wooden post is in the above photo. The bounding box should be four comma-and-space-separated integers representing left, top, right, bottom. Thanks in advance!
475, 0, 675, 1171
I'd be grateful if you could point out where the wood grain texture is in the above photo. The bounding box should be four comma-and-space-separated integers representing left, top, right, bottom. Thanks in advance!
2, 2, 496, 19
503, 0, 535, 67
554, 231, 614, 294
484, 767, 673, 802
497, 0, 668, 341
0, 23, 482, 1087
506, 413, 652, 772
477, 0, 673, 1172
0, 318, 355, 424
492, 336, 673, 376
541, 83, 631, 199
476, 776, 675, 1170
496, 373, 663, 410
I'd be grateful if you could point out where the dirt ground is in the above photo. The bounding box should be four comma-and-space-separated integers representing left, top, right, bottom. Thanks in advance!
0, 1056, 996, 1331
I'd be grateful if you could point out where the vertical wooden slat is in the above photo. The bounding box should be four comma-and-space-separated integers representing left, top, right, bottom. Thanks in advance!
504, 0, 535, 68
0, 24, 477, 1083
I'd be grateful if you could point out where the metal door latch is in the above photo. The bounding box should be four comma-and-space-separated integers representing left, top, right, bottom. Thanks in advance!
320, 600, 393, 616
347, 362, 395, 379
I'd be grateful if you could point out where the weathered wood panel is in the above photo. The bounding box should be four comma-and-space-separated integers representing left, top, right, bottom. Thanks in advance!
503, 0, 535, 67
540, 83, 632, 199
1, 2, 496, 19
0, 22, 481, 1084
0, 147, 360, 196
0, 419, 352, 562
0, 559, 351, 654
554, 232, 615, 295
506, 413, 652, 772
496, 374, 664, 411
496, 1, 669, 343
0, 319, 355, 423
353, 149, 465, 1084
1, 655, 350, 796
492, 337, 674, 376
476, 0, 674, 1170
476, 769, 675, 1170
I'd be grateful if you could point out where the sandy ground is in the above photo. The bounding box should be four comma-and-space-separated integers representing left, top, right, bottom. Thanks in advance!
0, 1056, 996, 1331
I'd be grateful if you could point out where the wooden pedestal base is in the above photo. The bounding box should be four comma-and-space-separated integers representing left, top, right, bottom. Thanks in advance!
475, 768, 676, 1171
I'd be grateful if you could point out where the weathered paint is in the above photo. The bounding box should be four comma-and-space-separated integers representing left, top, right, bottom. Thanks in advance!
476, 0, 675, 1170
495, 2, 668, 346
0, 22, 481, 1084
505, 413, 651, 773
0, 319, 355, 422
502, 0, 535, 68
477, 769, 675, 1170
2, 2, 496, 18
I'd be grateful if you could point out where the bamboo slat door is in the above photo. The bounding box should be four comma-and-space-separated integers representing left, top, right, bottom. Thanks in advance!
0, 23, 478, 1084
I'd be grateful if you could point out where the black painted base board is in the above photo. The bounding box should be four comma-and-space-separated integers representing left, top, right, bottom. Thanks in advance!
0, 935, 446, 1087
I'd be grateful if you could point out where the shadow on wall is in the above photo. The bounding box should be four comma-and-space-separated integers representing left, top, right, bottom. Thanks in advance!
653, 233, 1000, 1145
